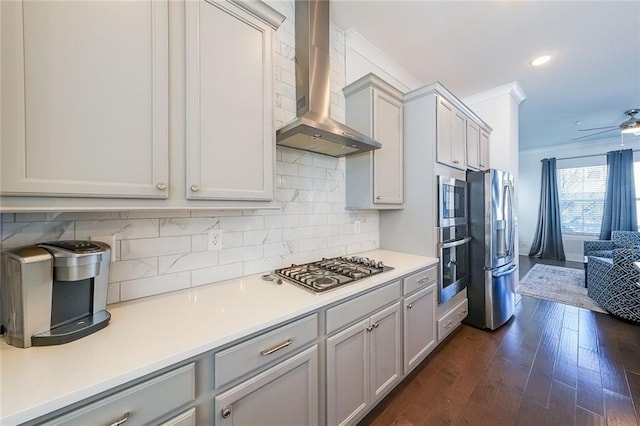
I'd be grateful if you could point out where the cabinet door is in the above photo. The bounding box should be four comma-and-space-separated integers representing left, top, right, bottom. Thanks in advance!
479, 130, 490, 170
160, 408, 196, 426
372, 90, 403, 205
215, 346, 319, 426
436, 96, 466, 170
466, 120, 481, 170
436, 96, 455, 168
326, 318, 370, 426
369, 302, 402, 404
1, 1, 169, 198
403, 284, 437, 374
452, 110, 467, 169
185, 0, 274, 201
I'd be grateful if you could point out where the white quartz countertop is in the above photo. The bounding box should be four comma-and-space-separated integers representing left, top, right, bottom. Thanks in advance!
0, 249, 437, 425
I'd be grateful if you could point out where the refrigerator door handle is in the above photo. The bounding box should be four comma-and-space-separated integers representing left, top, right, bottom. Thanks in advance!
492, 263, 518, 278
501, 182, 515, 257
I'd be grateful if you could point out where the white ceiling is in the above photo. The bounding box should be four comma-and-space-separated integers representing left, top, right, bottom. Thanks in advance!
330, 1, 640, 151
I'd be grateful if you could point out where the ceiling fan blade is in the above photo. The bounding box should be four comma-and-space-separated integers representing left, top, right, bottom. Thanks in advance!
578, 125, 618, 132
571, 128, 618, 141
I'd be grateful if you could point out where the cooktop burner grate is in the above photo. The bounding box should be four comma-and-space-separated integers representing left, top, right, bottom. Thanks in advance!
274, 256, 393, 293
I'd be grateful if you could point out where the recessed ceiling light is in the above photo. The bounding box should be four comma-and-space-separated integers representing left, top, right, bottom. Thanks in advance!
530, 54, 552, 66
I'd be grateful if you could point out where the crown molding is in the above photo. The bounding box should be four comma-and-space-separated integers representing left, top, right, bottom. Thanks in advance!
227, 0, 286, 30
345, 29, 423, 92
464, 81, 527, 106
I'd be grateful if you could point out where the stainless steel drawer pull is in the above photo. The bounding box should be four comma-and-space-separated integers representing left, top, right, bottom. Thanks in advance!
221, 407, 231, 419
418, 277, 430, 283
460, 309, 468, 315
108, 412, 129, 426
260, 339, 292, 356
156, 182, 167, 190
444, 321, 453, 329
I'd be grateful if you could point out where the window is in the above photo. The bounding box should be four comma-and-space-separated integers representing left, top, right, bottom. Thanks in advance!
558, 165, 607, 234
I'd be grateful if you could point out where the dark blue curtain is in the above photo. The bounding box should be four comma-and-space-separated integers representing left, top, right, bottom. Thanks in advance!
529, 158, 566, 260
599, 149, 637, 240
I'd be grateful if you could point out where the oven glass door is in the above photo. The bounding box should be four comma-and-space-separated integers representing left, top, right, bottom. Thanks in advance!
439, 237, 470, 304
438, 177, 467, 227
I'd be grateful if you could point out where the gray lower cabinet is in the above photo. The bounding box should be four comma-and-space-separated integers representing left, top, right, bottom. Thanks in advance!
326, 302, 402, 426
41, 364, 196, 426
214, 346, 319, 425
403, 283, 437, 374
160, 408, 196, 426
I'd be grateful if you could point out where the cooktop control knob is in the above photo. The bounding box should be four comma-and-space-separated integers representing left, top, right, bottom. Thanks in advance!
376, 261, 384, 269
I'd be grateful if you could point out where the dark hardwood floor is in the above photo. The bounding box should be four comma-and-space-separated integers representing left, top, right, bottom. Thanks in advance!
359, 260, 640, 426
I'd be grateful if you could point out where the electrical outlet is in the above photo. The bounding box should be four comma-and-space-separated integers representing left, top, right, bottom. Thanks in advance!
208, 229, 223, 251
354, 220, 361, 234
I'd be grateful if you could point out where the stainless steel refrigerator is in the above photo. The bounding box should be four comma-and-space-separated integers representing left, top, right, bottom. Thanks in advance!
465, 169, 517, 330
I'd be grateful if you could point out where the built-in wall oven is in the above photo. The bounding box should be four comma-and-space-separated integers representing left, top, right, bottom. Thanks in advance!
437, 176, 470, 304
438, 176, 468, 227
437, 225, 471, 304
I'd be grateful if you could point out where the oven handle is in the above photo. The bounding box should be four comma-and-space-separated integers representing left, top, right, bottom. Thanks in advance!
439, 237, 472, 249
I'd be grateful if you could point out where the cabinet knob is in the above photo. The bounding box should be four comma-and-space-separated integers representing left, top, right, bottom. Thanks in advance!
366, 325, 374, 332
190, 184, 200, 192
376, 195, 382, 200
156, 183, 167, 190
452, 160, 459, 164
221, 407, 231, 419
373, 322, 379, 328
407, 303, 413, 309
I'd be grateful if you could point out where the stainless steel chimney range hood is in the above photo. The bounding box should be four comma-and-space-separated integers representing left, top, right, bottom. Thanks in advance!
275, 0, 382, 157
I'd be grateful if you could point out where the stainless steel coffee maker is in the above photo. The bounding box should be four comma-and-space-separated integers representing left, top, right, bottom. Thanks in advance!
1, 240, 111, 348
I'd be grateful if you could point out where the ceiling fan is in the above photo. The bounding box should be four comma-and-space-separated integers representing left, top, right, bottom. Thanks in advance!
572, 109, 640, 141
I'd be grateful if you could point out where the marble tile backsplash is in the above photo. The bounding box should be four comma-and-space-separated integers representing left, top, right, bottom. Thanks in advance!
0, 150, 379, 304
0, 1, 379, 305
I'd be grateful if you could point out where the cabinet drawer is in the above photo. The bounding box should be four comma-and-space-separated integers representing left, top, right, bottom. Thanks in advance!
215, 314, 318, 388
403, 266, 437, 295
326, 281, 400, 335
437, 298, 468, 341
44, 364, 195, 426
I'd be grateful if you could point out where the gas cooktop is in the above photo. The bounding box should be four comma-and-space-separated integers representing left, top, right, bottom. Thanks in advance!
273, 256, 393, 293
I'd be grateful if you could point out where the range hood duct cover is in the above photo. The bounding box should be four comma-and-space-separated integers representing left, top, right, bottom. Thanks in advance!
275, 0, 382, 157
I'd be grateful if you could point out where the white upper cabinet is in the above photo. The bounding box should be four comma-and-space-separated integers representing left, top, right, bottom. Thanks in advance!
344, 74, 404, 209
466, 120, 481, 170
467, 121, 490, 171
479, 129, 490, 170
436, 95, 467, 171
1, 0, 169, 199
185, 0, 275, 201
0, 0, 284, 211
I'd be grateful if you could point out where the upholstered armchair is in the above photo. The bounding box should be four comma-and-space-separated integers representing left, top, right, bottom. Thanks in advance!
583, 230, 640, 259
587, 248, 640, 323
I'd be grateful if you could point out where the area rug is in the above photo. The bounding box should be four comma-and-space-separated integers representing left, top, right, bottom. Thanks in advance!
519, 263, 606, 313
